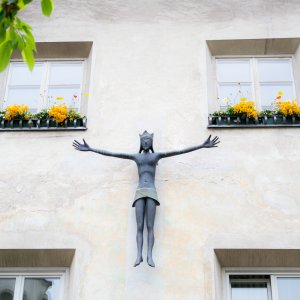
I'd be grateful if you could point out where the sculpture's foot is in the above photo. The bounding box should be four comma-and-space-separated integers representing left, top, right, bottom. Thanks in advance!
147, 256, 155, 268
134, 256, 143, 267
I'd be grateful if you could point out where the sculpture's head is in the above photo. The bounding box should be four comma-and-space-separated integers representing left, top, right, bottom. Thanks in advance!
139, 130, 154, 153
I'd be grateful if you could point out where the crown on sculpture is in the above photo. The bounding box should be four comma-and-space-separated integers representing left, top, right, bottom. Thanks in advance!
139, 130, 154, 139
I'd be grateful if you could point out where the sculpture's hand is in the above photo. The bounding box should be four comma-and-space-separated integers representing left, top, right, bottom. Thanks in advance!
202, 135, 220, 148
73, 139, 91, 151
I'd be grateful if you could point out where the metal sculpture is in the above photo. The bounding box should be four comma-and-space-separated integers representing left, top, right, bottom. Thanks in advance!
73, 132, 219, 267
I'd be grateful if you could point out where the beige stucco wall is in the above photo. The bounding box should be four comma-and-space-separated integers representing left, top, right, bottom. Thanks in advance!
1, 1, 300, 299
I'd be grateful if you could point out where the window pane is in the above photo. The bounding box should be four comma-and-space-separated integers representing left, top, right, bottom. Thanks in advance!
49, 62, 83, 85
231, 283, 269, 300
260, 83, 294, 109
47, 87, 81, 110
9, 63, 43, 86
6, 87, 40, 113
258, 59, 293, 82
277, 277, 300, 300
23, 278, 60, 300
217, 60, 251, 82
218, 83, 252, 106
0, 278, 15, 300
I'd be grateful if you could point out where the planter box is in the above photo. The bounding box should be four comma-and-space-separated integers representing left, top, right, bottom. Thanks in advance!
244, 117, 258, 125
0, 117, 87, 131
36, 119, 49, 128
260, 116, 274, 125
215, 116, 230, 125
210, 115, 241, 125
208, 114, 300, 128
259, 115, 295, 125
65, 118, 84, 127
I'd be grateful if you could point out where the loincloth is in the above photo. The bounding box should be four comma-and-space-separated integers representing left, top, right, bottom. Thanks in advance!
132, 187, 160, 207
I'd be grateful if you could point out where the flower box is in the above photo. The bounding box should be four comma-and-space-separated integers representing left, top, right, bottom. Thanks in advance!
0, 117, 87, 131
209, 115, 259, 126
260, 116, 274, 125
208, 114, 300, 128
210, 97, 300, 128
215, 116, 229, 125
12, 119, 34, 128
66, 118, 84, 128
240, 117, 258, 125
0, 104, 87, 131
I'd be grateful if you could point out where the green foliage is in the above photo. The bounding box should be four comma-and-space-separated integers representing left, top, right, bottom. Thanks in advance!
0, 0, 54, 72
225, 106, 234, 115
0, 40, 12, 70
276, 110, 284, 116
34, 109, 49, 120
212, 110, 226, 117
259, 110, 274, 117
212, 105, 235, 117
67, 109, 82, 120
41, 0, 53, 16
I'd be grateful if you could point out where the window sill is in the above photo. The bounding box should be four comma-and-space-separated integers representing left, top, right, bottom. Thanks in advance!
0, 117, 87, 131
208, 115, 300, 128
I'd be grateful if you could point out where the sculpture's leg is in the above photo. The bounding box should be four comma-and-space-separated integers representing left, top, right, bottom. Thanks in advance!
134, 199, 145, 267
146, 198, 156, 267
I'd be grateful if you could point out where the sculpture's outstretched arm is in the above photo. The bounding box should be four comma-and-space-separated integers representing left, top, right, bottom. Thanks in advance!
73, 139, 135, 160
158, 135, 219, 159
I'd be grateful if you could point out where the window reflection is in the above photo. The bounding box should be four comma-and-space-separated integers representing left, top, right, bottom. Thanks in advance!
23, 278, 60, 300
230, 276, 270, 300
258, 59, 292, 82
277, 277, 300, 300
0, 279, 15, 300
216, 57, 296, 110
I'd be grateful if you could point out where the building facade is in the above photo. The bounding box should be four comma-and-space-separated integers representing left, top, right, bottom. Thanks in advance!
0, 0, 300, 299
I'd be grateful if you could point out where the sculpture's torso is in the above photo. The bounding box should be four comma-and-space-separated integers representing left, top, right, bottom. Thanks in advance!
134, 152, 159, 188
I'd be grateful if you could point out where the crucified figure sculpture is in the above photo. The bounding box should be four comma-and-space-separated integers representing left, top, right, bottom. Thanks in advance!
73, 132, 219, 268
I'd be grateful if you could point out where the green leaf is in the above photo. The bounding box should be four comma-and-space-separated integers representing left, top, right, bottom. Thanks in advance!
16, 18, 32, 32
0, 40, 13, 72
16, 32, 24, 50
17, 0, 25, 10
21, 22, 36, 51
8, 28, 18, 48
0, 25, 6, 44
41, 0, 54, 17
17, 0, 33, 10
21, 44, 34, 70
24, 30, 36, 51
22, 0, 33, 5
0, 9, 5, 23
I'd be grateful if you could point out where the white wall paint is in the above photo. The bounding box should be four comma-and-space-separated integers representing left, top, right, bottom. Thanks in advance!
1, 1, 300, 299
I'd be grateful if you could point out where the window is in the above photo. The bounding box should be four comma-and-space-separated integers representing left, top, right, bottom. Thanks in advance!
226, 271, 300, 300
216, 57, 296, 110
0, 269, 66, 300
2, 60, 85, 113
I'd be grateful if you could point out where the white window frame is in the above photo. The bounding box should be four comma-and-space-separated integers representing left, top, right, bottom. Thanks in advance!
224, 268, 300, 300
1, 58, 87, 113
0, 267, 68, 300
214, 55, 298, 110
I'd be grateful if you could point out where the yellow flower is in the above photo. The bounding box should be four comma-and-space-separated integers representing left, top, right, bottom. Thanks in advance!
56, 97, 64, 101
4, 104, 29, 120
48, 105, 68, 123
83, 93, 89, 97
278, 91, 283, 96
240, 97, 247, 101
233, 99, 258, 119
276, 100, 300, 116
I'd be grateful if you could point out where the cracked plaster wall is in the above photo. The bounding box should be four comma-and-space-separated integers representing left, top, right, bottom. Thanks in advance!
1, 1, 300, 299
